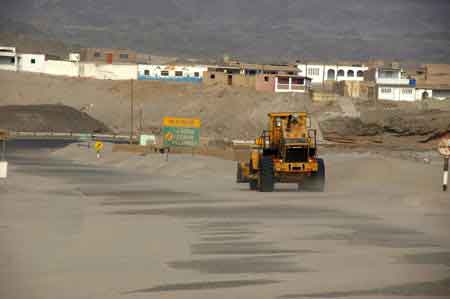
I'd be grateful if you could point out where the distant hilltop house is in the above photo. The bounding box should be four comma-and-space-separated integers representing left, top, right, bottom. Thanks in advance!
361, 62, 450, 101
137, 64, 207, 83
0, 47, 17, 71
204, 62, 312, 93
79, 48, 137, 64
1, 44, 450, 99
364, 63, 419, 101
296, 62, 368, 85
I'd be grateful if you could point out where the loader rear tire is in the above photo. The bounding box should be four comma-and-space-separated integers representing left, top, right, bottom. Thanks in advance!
236, 163, 243, 183
259, 156, 274, 192
249, 179, 258, 190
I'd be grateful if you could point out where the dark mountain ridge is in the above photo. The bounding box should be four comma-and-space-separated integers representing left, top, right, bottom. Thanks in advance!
1, 0, 449, 63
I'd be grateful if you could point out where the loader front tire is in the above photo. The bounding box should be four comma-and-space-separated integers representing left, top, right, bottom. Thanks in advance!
307, 158, 325, 192
259, 156, 274, 192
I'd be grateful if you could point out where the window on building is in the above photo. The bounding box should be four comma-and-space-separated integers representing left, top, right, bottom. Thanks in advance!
381, 87, 392, 93
175, 71, 183, 77
194, 72, 200, 77
264, 76, 269, 82
292, 78, 305, 85
210, 74, 216, 79
307, 68, 320, 76
120, 53, 129, 59
94, 52, 101, 58
161, 71, 169, 76
337, 70, 345, 77
379, 70, 397, 79
278, 77, 289, 84
347, 70, 355, 77
144, 70, 150, 76
31, 58, 36, 64
357, 70, 364, 77
402, 88, 413, 94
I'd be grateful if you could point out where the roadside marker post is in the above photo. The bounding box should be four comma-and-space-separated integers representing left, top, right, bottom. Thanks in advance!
438, 137, 450, 192
0, 130, 8, 179
444, 156, 449, 192
95, 141, 104, 159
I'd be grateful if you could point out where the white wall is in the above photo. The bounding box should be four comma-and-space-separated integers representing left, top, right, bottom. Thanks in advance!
45, 60, 79, 77
0, 56, 17, 71
0, 46, 17, 71
297, 63, 368, 84
138, 64, 207, 82
297, 64, 324, 84
378, 86, 417, 101
18, 54, 46, 73
399, 87, 415, 101
80, 63, 137, 80
69, 53, 80, 62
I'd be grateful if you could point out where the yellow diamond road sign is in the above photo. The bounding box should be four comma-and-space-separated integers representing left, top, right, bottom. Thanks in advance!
95, 141, 104, 151
165, 132, 174, 141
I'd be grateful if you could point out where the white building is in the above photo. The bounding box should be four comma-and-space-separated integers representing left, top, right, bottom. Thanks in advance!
0, 47, 17, 71
80, 63, 137, 80
45, 60, 80, 77
17, 53, 46, 73
138, 64, 207, 83
274, 75, 311, 93
297, 63, 368, 84
69, 53, 80, 62
374, 66, 418, 101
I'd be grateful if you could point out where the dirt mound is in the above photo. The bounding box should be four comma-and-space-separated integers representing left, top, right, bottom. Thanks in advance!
0, 104, 111, 133
1, 71, 450, 147
0, 71, 311, 139
321, 103, 450, 143
383, 110, 450, 139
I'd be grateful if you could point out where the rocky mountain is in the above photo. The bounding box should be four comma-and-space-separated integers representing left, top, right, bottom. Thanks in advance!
1, 0, 450, 62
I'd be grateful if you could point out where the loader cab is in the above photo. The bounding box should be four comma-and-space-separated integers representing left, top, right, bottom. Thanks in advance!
264, 112, 317, 161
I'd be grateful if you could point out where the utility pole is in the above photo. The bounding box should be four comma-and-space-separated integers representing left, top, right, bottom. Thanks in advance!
139, 107, 143, 135
130, 79, 134, 144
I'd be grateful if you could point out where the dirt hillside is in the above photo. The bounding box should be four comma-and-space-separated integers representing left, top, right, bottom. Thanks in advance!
0, 104, 110, 133
0, 70, 449, 147
0, 70, 311, 139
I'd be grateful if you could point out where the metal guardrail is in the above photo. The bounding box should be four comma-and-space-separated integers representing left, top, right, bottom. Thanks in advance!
8, 131, 137, 142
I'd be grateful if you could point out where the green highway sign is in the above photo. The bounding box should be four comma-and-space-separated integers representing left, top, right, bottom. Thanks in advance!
162, 117, 201, 147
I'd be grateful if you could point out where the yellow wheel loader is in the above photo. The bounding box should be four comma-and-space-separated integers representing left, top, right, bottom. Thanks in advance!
236, 112, 325, 192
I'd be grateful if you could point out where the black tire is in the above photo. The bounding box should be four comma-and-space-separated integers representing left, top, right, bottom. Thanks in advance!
249, 179, 258, 190
259, 156, 275, 192
236, 162, 243, 183
306, 158, 325, 192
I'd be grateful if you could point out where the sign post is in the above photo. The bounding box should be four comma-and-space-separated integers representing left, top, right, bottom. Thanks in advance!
162, 117, 201, 160
438, 137, 450, 192
0, 130, 8, 179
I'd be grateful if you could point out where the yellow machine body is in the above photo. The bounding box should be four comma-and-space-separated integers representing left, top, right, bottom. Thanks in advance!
237, 112, 325, 191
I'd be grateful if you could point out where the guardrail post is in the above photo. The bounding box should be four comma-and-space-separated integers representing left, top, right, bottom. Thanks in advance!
444, 156, 449, 192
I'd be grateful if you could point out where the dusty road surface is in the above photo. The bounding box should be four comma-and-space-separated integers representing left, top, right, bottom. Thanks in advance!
1, 142, 450, 299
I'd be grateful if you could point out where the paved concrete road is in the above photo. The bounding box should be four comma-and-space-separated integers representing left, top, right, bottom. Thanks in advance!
1, 144, 449, 299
